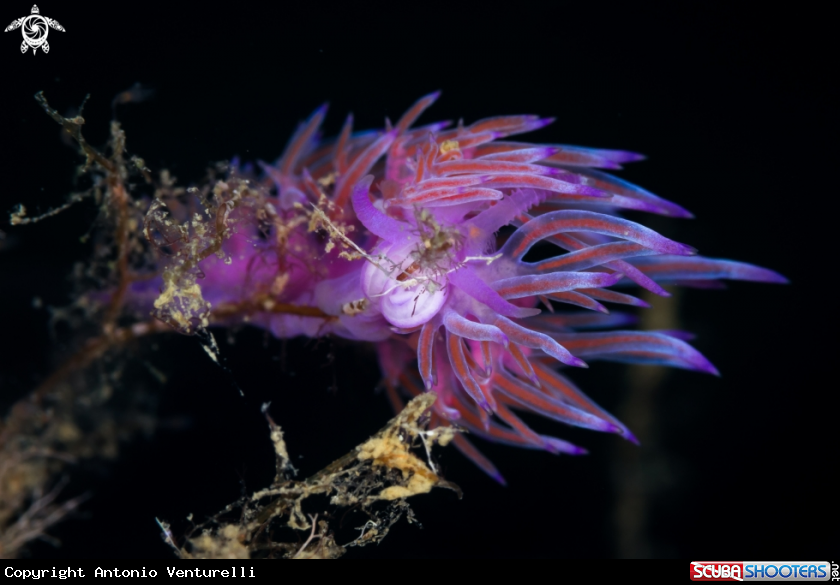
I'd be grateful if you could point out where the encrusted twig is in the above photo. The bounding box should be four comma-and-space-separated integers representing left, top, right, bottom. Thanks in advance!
2, 93, 169, 558
160, 393, 459, 559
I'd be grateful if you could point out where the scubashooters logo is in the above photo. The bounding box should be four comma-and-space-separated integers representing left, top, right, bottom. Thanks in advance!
4, 5, 65, 54
690, 561, 834, 581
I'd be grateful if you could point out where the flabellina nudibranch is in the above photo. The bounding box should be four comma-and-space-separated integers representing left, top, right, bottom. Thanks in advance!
138, 92, 786, 484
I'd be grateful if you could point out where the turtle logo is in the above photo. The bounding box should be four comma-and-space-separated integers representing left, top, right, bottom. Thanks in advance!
5, 5, 65, 54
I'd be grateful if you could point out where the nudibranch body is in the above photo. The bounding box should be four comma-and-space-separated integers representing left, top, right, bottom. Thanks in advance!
141, 92, 785, 482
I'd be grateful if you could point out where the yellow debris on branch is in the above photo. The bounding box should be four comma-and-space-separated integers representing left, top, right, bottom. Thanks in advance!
158, 393, 459, 559
357, 393, 455, 501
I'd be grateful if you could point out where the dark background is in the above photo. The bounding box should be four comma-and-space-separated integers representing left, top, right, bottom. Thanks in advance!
0, 2, 834, 558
